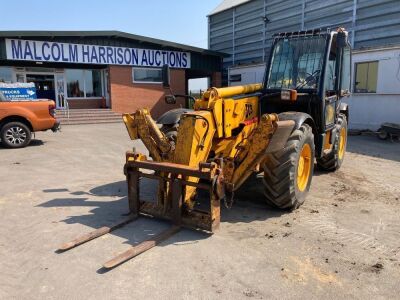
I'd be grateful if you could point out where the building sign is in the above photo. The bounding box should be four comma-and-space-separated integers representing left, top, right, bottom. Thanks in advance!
0, 82, 37, 100
5, 38, 191, 68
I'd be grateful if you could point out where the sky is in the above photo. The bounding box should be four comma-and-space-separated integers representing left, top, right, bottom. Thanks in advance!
0, 0, 222, 90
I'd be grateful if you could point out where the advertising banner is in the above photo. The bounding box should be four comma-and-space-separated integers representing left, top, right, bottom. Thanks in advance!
6, 38, 191, 68
0, 82, 37, 100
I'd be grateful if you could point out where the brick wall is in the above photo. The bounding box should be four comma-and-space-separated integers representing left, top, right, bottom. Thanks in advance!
211, 71, 222, 88
109, 66, 186, 118
67, 98, 104, 109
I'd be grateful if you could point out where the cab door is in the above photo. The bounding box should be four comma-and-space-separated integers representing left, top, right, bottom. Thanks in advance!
322, 34, 351, 131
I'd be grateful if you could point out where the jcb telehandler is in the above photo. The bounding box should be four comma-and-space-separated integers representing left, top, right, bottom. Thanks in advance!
59, 28, 351, 269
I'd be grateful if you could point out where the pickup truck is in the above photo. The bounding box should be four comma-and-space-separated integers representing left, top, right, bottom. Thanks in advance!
0, 91, 60, 148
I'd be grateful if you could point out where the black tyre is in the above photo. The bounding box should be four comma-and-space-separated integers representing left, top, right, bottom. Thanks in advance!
262, 123, 315, 209
161, 125, 178, 147
377, 127, 388, 140
0, 122, 31, 148
317, 114, 347, 171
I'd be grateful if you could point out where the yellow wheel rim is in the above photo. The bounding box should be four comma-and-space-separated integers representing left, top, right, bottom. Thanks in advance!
338, 127, 347, 160
297, 143, 312, 192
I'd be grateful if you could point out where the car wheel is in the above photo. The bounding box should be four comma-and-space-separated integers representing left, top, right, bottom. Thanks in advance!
0, 122, 32, 148
377, 127, 388, 140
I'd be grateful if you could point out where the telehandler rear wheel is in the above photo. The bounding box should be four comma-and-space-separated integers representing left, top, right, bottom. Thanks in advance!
317, 114, 347, 171
262, 123, 314, 209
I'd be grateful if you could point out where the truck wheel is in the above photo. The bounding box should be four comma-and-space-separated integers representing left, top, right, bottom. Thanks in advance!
0, 122, 32, 148
317, 114, 347, 171
263, 123, 314, 209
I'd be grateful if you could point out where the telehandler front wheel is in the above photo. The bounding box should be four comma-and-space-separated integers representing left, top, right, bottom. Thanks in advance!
317, 114, 347, 171
263, 123, 315, 210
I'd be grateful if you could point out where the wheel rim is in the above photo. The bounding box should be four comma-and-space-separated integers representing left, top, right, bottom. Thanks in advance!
338, 127, 347, 160
297, 143, 312, 192
378, 130, 387, 140
5, 126, 27, 145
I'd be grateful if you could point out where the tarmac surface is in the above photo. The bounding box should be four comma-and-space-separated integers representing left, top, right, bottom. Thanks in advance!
1, 123, 399, 299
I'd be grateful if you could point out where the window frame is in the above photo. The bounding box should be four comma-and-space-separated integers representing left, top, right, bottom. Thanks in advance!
132, 67, 163, 84
65, 69, 104, 99
353, 60, 379, 94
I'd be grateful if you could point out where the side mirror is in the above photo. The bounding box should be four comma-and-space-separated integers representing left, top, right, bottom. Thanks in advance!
162, 64, 170, 88
165, 95, 176, 104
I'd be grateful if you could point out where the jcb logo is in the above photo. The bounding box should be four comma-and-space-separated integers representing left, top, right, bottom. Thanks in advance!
245, 104, 253, 118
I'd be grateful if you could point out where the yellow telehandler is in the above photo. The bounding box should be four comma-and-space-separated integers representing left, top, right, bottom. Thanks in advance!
59, 28, 351, 269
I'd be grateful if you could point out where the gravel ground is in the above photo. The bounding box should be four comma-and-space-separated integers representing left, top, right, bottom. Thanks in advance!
0, 123, 399, 299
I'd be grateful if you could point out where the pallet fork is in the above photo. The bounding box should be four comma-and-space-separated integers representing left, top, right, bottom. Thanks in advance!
58, 153, 224, 269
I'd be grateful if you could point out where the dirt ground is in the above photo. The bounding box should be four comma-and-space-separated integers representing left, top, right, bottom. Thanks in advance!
0, 123, 399, 299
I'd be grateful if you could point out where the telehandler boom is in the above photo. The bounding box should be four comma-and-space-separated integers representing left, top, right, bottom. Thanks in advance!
59, 28, 350, 269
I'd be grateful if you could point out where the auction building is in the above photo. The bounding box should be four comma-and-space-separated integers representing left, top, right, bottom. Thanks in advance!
208, 0, 400, 129
0, 31, 224, 117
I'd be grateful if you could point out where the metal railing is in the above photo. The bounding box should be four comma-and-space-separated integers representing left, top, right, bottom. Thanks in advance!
65, 98, 70, 120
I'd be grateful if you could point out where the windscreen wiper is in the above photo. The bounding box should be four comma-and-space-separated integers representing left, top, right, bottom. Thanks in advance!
295, 69, 320, 90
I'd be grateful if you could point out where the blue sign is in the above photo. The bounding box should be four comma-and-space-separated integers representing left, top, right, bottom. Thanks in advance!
5, 38, 191, 68
0, 83, 37, 100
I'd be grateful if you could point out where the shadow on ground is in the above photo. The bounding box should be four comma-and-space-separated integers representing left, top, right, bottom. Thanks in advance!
39, 177, 286, 271
347, 135, 400, 162
0, 139, 44, 150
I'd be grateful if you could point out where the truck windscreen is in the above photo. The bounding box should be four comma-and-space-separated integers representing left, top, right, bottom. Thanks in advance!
266, 35, 327, 90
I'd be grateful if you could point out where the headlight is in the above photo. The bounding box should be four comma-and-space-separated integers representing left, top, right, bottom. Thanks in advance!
281, 89, 297, 101
325, 103, 335, 126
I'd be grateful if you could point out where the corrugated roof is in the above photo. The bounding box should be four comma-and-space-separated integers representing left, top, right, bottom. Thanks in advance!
208, 0, 252, 16
0, 30, 227, 57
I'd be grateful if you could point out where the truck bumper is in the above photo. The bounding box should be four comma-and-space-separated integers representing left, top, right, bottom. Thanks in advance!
51, 120, 61, 132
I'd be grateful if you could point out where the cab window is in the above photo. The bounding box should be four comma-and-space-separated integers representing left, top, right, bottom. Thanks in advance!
324, 51, 336, 93
341, 46, 351, 94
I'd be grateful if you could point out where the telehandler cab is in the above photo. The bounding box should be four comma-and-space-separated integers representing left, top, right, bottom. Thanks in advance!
59, 28, 350, 269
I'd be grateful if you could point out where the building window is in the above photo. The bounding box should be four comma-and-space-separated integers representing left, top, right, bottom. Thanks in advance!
16, 74, 25, 83
85, 70, 102, 97
354, 61, 378, 93
66, 69, 84, 97
132, 68, 162, 83
0, 67, 13, 83
66, 69, 103, 98
229, 74, 242, 82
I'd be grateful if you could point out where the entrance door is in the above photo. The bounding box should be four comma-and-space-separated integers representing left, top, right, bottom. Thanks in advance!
55, 73, 66, 109
26, 74, 56, 100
